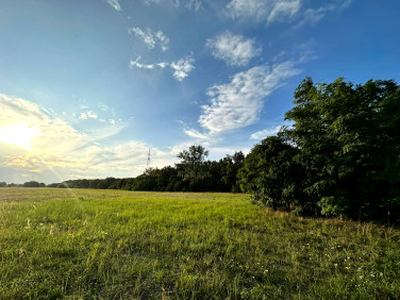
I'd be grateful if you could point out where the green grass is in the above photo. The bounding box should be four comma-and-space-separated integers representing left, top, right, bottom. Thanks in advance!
0, 188, 399, 299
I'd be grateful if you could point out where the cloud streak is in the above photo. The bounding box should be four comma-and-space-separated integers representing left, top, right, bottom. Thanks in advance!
296, 0, 355, 27
226, 0, 301, 25
129, 56, 195, 82
107, 0, 121, 12
144, 0, 202, 11
128, 27, 170, 51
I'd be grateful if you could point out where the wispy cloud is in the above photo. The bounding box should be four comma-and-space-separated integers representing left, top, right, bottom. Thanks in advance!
296, 5, 335, 27
206, 31, 262, 67
184, 128, 209, 140
340, 0, 354, 9
107, 0, 122, 12
129, 56, 161, 69
177, 0, 202, 11
128, 27, 170, 51
296, 0, 354, 27
144, 0, 202, 11
226, 0, 301, 25
267, 0, 302, 24
272, 40, 317, 64
199, 61, 301, 133
79, 111, 98, 120
250, 125, 282, 140
129, 56, 195, 82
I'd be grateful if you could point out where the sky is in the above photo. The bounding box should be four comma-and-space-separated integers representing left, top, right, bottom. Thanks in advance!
0, 0, 399, 184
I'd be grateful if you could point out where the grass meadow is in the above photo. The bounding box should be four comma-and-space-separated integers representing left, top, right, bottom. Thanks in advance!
0, 188, 399, 299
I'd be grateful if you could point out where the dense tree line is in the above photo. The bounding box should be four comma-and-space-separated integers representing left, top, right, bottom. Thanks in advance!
0, 181, 46, 187
240, 77, 400, 221
52, 146, 245, 193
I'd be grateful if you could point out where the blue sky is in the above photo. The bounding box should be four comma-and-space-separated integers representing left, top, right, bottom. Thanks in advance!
0, 0, 399, 184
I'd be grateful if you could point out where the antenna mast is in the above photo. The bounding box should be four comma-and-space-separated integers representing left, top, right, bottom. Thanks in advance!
146, 148, 151, 168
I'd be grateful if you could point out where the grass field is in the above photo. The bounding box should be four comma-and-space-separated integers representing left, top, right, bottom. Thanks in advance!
0, 188, 399, 299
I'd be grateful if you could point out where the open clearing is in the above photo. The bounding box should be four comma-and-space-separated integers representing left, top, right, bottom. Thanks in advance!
0, 188, 399, 299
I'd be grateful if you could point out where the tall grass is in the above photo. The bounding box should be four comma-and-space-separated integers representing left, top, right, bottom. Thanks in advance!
0, 188, 399, 299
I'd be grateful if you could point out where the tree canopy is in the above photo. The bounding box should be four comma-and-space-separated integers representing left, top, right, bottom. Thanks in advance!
240, 77, 400, 220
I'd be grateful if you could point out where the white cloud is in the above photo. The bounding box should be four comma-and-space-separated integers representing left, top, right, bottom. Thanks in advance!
107, 0, 121, 12
128, 27, 169, 51
226, 0, 301, 25
250, 125, 282, 140
130, 56, 195, 82
0, 94, 178, 183
144, 0, 202, 11
267, 0, 301, 23
157, 62, 168, 68
170, 57, 195, 81
199, 61, 301, 133
79, 111, 98, 120
184, 129, 209, 140
130, 56, 159, 69
206, 31, 262, 67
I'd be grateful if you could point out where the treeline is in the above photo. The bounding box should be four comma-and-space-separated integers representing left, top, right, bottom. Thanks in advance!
0, 181, 46, 187
51, 147, 244, 193
239, 77, 400, 221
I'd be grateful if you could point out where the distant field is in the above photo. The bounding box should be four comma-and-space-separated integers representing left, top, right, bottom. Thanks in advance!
0, 188, 399, 299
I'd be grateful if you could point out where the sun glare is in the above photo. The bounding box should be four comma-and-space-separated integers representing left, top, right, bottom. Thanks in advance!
0, 122, 40, 150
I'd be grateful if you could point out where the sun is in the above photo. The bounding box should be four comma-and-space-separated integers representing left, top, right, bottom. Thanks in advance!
0, 122, 40, 150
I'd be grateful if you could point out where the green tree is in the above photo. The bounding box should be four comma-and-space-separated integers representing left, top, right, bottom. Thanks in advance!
23, 181, 41, 187
285, 77, 400, 218
176, 145, 209, 191
239, 135, 304, 211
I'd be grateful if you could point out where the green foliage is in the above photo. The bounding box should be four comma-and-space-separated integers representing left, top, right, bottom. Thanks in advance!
242, 77, 400, 220
1, 188, 400, 299
239, 135, 305, 211
22, 181, 45, 187
285, 77, 400, 218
